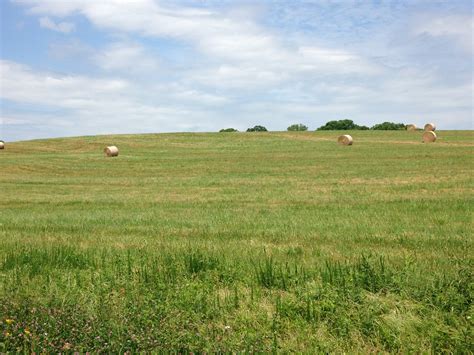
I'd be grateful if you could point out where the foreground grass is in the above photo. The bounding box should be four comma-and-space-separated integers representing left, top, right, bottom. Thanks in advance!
0, 130, 473, 352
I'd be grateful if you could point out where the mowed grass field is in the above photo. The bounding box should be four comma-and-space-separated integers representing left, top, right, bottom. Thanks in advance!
0, 130, 473, 352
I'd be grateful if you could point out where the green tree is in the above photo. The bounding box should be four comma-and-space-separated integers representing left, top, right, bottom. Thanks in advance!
287, 123, 308, 131
371, 122, 406, 130
219, 128, 238, 132
247, 125, 268, 132
317, 119, 369, 130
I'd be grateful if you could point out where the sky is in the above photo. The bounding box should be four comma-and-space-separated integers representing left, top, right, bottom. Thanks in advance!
0, 0, 472, 141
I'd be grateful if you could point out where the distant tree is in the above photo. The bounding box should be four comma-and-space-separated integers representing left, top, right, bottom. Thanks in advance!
287, 123, 308, 131
219, 128, 238, 132
247, 125, 268, 132
371, 122, 406, 130
317, 119, 369, 130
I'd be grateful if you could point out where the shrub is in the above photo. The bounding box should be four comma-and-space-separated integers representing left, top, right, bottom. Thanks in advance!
317, 119, 369, 131
219, 128, 238, 132
287, 124, 308, 131
371, 122, 406, 130
247, 125, 268, 132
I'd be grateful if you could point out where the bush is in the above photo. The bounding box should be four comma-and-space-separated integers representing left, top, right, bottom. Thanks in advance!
287, 124, 308, 131
219, 128, 238, 132
317, 120, 369, 131
247, 125, 268, 132
371, 122, 406, 130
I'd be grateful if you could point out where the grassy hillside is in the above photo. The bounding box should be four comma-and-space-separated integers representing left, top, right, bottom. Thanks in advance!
0, 130, 473, 352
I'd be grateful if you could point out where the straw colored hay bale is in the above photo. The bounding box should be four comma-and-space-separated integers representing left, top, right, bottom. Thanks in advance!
104, 146, 119, 157
0, 141, 4, 150
337, 134, 353, 145
422, 131, 437, 143
406, 124, 417, 131
424, 123, 436, 131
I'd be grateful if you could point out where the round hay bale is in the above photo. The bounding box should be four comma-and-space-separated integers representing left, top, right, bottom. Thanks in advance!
104, 145, 119, 157
424, 123, 436, 131
0, 141, 4, 150
422, 131, 437, 143
337, 134, 353, 146
406, 124, 417, 131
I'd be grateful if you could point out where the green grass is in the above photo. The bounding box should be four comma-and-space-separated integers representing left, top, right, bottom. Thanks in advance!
0, 130, 473, 352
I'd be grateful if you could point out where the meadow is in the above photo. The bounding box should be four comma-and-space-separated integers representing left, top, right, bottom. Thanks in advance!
0, 130, 472, 352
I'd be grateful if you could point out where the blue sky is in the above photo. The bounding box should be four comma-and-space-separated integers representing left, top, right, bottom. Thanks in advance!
1, 0, 472, 141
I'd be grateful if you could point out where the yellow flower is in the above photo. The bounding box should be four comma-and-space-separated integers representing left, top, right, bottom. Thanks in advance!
5, 319, 14, 325
24, 329, 31, 336
5, 332, 11, 337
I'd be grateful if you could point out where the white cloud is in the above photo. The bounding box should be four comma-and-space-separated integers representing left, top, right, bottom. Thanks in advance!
412, 14, 473, 52
17, 0, 85, 16
1, 116, 35, 125
95, 42, 159, 73
0, 60, 127, 106
39, 16, 75, 33
18, 0, 376, 77
48, 39, 94, 60
0, 60, 230, 139
170, 88, 230, 105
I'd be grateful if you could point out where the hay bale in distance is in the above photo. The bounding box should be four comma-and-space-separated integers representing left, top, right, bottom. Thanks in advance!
104, 146, 119, 157
422, 131, 437, 143
424, 123, 436, 131
0, 140, 4, 150
406, 124, 417, 131
338, 134, 353, 146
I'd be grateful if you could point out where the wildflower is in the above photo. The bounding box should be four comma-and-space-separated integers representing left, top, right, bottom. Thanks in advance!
5, 332, 11, 337
24, 329, 31, 336
5, 319, 14, 325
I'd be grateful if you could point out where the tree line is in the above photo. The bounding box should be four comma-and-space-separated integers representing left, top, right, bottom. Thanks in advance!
220, 120, 407, 132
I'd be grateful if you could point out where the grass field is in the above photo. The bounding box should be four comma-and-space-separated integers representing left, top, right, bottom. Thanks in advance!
0, 130, 473, 352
